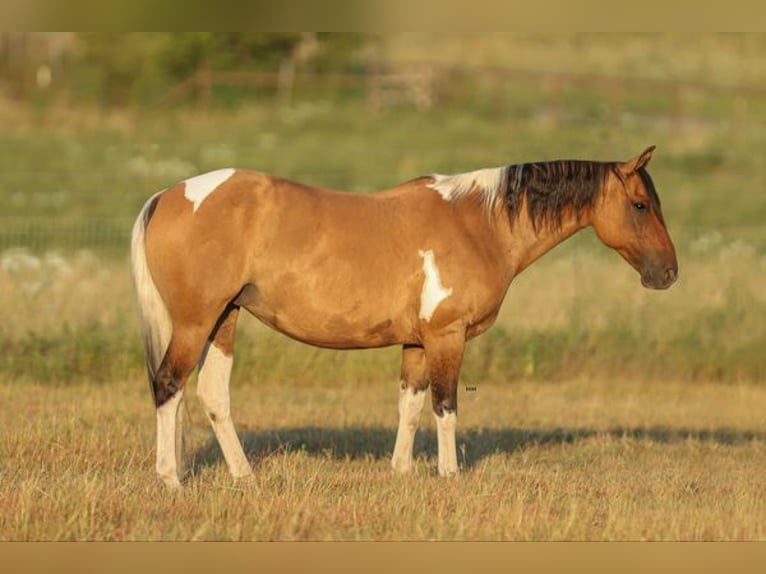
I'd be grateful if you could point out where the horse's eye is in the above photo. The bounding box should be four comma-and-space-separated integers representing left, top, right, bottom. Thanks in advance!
633, 202, 647, 212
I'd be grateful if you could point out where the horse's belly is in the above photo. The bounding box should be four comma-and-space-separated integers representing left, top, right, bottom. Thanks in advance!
251, 308, 404, 349
237, 283, 411, 349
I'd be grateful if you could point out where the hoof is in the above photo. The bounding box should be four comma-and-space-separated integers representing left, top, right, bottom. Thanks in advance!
233, 472, 256, 485
437, 467, 459, 478
157, 473, 183, 489
391, 457, 413, 474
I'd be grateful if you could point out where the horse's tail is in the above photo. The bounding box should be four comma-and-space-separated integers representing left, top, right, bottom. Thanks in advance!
130, 193, 172, 394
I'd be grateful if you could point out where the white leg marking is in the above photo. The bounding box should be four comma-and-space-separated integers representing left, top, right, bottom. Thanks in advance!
156, 390, 185, 488
197, 342, 253, 479
183, 168, 236, 213
418, 250, 453, 322
434, 411, 459, 477
391, 385, 427, 473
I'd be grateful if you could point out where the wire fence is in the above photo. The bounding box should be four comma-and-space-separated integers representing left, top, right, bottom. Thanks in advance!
0, 216, 132, 256
0, 217, 758, 261
157, 64, 766, 131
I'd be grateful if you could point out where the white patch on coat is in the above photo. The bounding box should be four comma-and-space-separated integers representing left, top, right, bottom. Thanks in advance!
183, 168, 236, 213
434, 410, 458, 477
428, 165, 508, 211
391, 385, 427, 473
418, 249, 453, 322
197, 342, 253, 479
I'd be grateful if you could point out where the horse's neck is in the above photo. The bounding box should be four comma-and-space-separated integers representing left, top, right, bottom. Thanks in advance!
504, 211, 591, 277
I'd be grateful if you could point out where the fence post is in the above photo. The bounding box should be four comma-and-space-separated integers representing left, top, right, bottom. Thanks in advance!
671, 84, 684, 130
732, 94, 748, 139
197, 69, 212, 109
278, 59, 295, 108
546, 74, 563, 129
607, 79, 623, 129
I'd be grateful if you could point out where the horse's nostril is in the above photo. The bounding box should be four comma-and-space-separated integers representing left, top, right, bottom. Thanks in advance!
665, 267, 678, 283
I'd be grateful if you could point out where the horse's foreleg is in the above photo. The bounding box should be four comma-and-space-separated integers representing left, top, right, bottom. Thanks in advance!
425, 331, 465, 477
196, 305, 253, 480
391, 344, 428, 473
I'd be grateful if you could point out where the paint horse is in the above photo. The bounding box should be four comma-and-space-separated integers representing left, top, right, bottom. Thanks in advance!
131, 145, 677, 487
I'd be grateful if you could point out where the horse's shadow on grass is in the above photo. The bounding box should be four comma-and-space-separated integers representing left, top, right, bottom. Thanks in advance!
190, 425, 766, 475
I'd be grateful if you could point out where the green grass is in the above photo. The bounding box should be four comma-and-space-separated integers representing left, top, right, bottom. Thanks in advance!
1, 245, 764, 386
1, 99, 763, 257
384, 33, 766, 88
1, 50, 764, 232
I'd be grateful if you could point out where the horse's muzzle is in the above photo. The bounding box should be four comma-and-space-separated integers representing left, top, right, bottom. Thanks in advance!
641, 265, 678, 290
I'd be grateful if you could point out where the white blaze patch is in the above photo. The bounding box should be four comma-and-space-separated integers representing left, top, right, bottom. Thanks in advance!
183, 168, 236, 213
418, 249, 453, 322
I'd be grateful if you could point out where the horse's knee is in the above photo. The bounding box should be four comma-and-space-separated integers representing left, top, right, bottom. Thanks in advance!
430, 383, 457, 417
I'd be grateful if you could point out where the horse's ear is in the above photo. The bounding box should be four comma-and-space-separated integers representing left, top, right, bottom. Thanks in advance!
617, 145, 656, 181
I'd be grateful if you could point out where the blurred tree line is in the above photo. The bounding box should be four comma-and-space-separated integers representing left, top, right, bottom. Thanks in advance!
0, 33, 373, 106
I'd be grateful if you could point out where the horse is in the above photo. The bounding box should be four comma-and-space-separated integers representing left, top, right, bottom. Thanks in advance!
130, 145, 677, 487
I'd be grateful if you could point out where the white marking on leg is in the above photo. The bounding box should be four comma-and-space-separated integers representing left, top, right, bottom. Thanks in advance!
156, 389, 185, 488
197, 342, 253, 479
391, 385, 427, 473
418, 250, 453, 322
183, 168, 236, 213
434, 411, 458, 477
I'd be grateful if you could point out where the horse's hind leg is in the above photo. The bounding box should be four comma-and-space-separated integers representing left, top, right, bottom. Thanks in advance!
391, 344, 428, 473
155, 385, 186, 489
154, 324, 213, 488
196, 304, 253, 480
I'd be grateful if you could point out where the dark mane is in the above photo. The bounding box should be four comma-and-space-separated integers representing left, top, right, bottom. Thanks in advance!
504, 160, 609, 230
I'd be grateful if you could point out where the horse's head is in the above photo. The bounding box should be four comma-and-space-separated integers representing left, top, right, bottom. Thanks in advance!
592, 146, 678, 289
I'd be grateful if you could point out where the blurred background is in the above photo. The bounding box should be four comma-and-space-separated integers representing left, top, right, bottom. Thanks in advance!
0, 33, 764, 388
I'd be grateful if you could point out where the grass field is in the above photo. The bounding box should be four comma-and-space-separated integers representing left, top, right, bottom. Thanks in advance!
1, 34, 765, 540
2, 378, 766, 540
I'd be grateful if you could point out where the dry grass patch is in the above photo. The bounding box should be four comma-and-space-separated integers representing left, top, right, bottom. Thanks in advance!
2, 378, 765, 540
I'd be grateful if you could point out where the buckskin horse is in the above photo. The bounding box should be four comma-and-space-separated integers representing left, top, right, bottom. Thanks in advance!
131, 145, 677, 487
